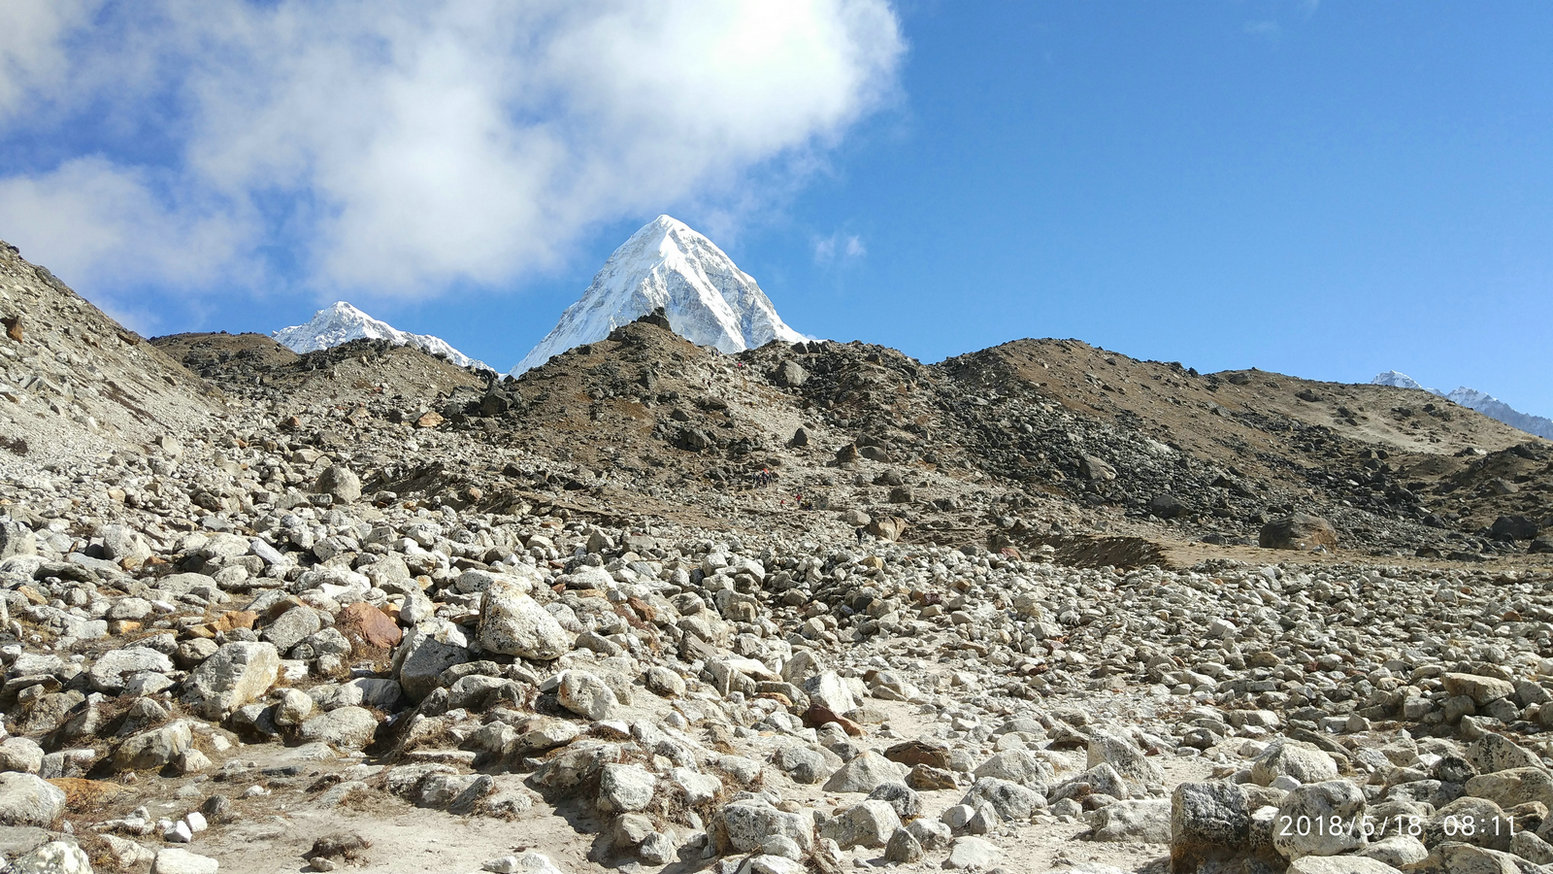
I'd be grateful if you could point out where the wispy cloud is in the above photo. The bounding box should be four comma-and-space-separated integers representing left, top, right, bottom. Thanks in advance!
0, 1, 904, 302
814, 231, 867, 264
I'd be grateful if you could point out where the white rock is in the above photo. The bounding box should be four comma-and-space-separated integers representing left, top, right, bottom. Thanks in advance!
152, 848, 220, 874
0, 736, 45, 774
598, 763, 656, 813
0, 772, 67, 827
557, 670, 618, 720
803, 671, 859, 715
945, 836, 1000, 869
1273, 780, 1366, 860
823, 799, 901, 849
89, 647, 174, 693
476, 578, 574, 660
482, 850, 565, 874
718, 799, 815, 853
183, 641, 280, 720
822, 752, 906, 794
1089, 799, 1171, 842
8, 840, 93, 874
1251, 742, 1339, 788
296, 706, 378, 750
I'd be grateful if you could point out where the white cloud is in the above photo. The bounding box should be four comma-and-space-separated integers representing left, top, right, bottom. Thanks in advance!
0, 0, 904, 300
0, 0, 103, 118
0, 157, 251, 289
814, 230, 867, 264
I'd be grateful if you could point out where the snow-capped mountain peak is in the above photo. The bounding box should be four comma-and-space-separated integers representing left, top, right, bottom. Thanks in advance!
1442, 387, 1553, 440
1371, 371, 1553, 440
512, 215, 805, 375
273, 301, 489, 371
1371, 370, 1431, 391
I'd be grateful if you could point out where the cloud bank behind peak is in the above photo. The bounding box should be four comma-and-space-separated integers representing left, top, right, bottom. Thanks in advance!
0, 0, 904, 302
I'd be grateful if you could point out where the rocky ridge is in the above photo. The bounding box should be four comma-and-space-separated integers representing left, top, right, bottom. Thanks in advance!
1371, 372, 1553, 441
0, 240, 1551, 874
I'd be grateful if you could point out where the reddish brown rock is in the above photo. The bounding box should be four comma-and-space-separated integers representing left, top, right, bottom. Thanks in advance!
1258, 513, 1337, 551
337, 602, 402, 651
803, 704, 864, 737
906, 764, 957, 791
885, 740, 951, 770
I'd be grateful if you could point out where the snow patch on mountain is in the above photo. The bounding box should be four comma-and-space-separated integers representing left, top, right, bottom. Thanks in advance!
513, 215, 805, 375
1444, 388, 1553, 440
1371, 371, 1553, 440
273, 302, 490, 371
1370, 370, 1434, 392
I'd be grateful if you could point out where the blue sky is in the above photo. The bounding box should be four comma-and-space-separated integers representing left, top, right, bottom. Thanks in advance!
1, 2, 1550, 417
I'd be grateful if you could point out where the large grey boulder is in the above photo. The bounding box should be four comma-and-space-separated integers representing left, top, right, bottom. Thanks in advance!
1273, 780, 1366, 860
151, 848, 220, 874
1259, 513, 1337, 551
476, 579, 573, 660
716, 799, 815, 854
774, 744, 839, 784
1090, 799, 1171, 842
260, 606, 323, 653
114, 720, 194, 771
1171, 782, 1253, 872
557, 670, 618, 721
1467, 733, 1541, 774
1443, 673, 1516, 707
0, 773, 66, 827
390, 628, 468, 703
0, 736, 45, 774
7, 840, 93, 874
598, 763, 656, 813
0, 519, 36, 559
1287, 857, 1402, 874
89, 647, 174, 694
1088, 728, 1164, 791
97, 522, 152, 569
945, 836, 1000, 870
803, 671, 860, 715
961, 777, 1046, 821
823, 752, 906, 794
1250, 742, 1339, 787
184, 641, 280, 720
974, 749, 1054, 790
772, 360, 809, 388
314, 465, 362, 502
296, 706, 379, 751
822, 799, 901, 849
1463, 767, 1553, 810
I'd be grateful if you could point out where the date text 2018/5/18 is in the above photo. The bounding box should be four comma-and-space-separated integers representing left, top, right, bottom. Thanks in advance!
1277, 814, 1515, 839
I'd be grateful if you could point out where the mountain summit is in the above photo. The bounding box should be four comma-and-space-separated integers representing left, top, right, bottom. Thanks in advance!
1371, 371, 1553, 440
1371, 370, 1435, 392
512, 215, 804, 375
273, 301, 489, 371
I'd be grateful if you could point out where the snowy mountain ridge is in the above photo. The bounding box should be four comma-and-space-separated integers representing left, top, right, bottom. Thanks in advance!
1370, 371, 1553, 440
512, 215, 805, 375
1371, 370, 1436, 393
273, 302, 490, 371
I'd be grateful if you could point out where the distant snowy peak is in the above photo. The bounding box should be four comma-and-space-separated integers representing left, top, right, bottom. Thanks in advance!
513, 215, 805, 375
1370, 370, 1433, 392
273, 302, 490, 371
1371, 371, 1553, 440
1444, 387, 1553, 440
